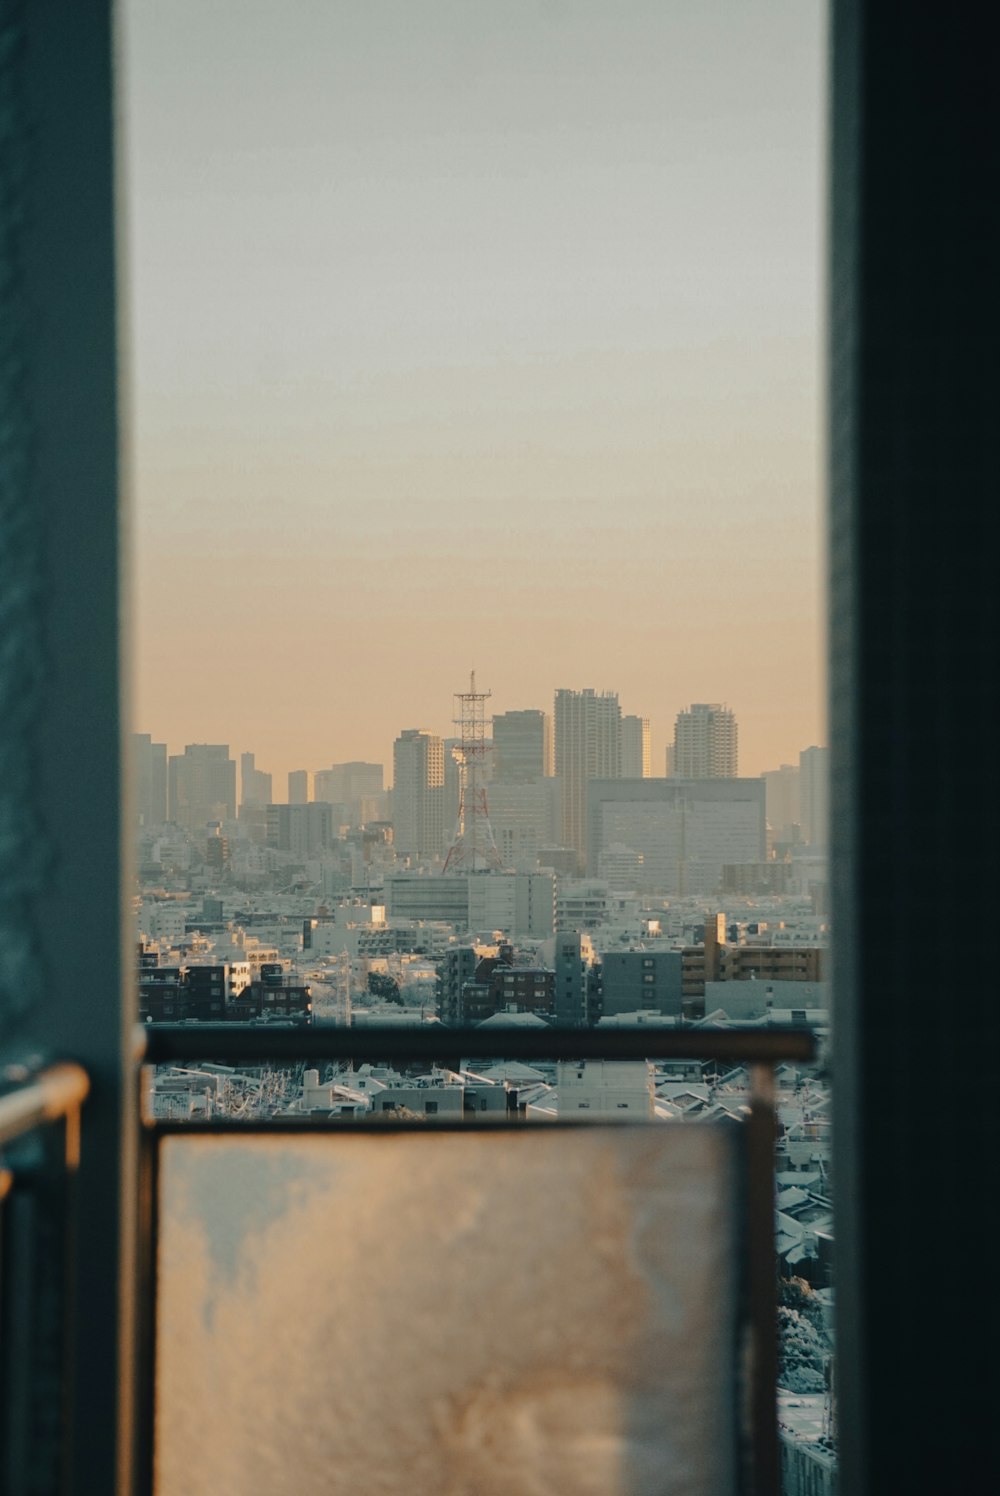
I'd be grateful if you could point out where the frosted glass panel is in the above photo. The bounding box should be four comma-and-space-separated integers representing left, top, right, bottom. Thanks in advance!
155, 1127, 739, 1495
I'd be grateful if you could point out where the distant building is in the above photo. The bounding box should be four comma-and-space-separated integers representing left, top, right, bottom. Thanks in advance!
587, 777, 766, 894
315, 762, 384, 800
672, 703, 738, 778
680, 915, 824, 1013
438, 944, 557, 1026
721, 861, 795, 895
702, 979, 828, 1020
240, 752, 272, 813
288, 769, 313, 804
763, 763, 801, 842
265, 802, 334, 856
554, 688, 622, 871
436, 946, 480, 1025
621, 715, 651, 778
168, 744, 236, 828
799, 746, 829, 847
139, 958, 311, 1025
554, 931, 602, 1027
392, 729, 445, 862
599, 950, 684, 1018
487, 777, 561, 870
492, 709, 553, 782
314, 762, 385, 826
385, 871, 554, 939
204, 825, 230, 873
555, 879, 610, 933
133, 733, 167, 826
557, 1059, 654, 1117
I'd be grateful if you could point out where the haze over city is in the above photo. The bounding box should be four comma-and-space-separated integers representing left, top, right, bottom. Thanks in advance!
123, 0, 825, 784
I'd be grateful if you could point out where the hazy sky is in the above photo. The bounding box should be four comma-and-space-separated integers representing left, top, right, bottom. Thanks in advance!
122, 0, 826, 785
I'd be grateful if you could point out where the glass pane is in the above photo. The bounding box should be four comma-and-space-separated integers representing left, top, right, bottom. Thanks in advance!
155, 1125, 739, 1494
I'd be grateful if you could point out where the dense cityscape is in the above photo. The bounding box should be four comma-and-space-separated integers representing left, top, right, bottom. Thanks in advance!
135, 683, 833, 1492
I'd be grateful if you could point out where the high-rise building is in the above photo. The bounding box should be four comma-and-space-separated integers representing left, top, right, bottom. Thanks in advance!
442, 738, 463, 842
554, 689, 621, 871
314, 762, 384, 803
672, 704, 738, 778
314, 763, 386, 828
167, 744, 236, 829
488, 778, 562, 870
288, 769, 313, 804
133, 733, 167, 827
621, 715, 651, 778
492, 709, 553, 782
392, 729, 445, 863
265, 803, 334, 857
240, 752, 272, 811
799, 746, 829, 847
763, 763, 801, 842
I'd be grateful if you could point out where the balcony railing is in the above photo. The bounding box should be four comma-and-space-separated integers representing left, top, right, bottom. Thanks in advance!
0, 1063, 90, 1494
2, 1028, 815, 1494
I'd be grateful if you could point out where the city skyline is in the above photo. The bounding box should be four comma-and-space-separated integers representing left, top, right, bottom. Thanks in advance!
135, 685, 826, 798
124, 0, 825, 783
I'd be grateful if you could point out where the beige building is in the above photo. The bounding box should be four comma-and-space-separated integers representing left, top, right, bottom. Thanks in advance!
555, 688, 621, 871
391, 729, 445, 863
672, 703, 738, 778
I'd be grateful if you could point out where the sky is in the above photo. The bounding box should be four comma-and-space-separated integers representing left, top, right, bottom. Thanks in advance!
122, 0, 826, 786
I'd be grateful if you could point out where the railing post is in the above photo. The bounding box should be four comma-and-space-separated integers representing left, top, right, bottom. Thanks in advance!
746, 1062, 779, 1496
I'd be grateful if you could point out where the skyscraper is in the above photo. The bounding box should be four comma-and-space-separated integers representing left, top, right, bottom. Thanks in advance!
672, 704, 738, 778
133, 733, 167, 827
762, 763, 801, 842
799, 746, 829, 847
392, 729, 445, 863
288, 770, 313, 804
240, 752, 272, 811
314, 762, 384, 802
554, 688, 621, 871
167, 744, 236, 828
492, 709, 553, 782
621, 715, 651, 778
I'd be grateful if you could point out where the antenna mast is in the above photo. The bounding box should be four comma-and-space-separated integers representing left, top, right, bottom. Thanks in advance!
442, 671, 502, 873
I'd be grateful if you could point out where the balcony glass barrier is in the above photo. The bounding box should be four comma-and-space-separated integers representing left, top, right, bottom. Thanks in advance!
153, 1123, 739, 1496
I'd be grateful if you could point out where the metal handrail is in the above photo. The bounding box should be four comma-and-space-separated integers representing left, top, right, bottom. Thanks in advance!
139, 1022, 816, 1066
0, 1063, 90, 1147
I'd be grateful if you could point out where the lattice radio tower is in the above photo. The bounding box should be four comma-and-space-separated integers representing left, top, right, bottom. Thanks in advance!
442, 671, 502, 873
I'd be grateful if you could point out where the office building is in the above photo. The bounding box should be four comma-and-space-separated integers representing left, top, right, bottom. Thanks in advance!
240, 752, 272, 812
587, 778, 766, 894
133, 733, 167, 827
554, 688, 621, 871
288, 769, 313, 804
492, 709, 553, 782
265, 802, 334, 857
621, 715, 651, 778
799, 746, 829, 847
391, 730, 445, 862
487, 777, 561, 870
167, 744, 236, 829
671, 704, 738, 778
384, 871, 554, 939
763, 763, 801, 842
314, 761, 383, 802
